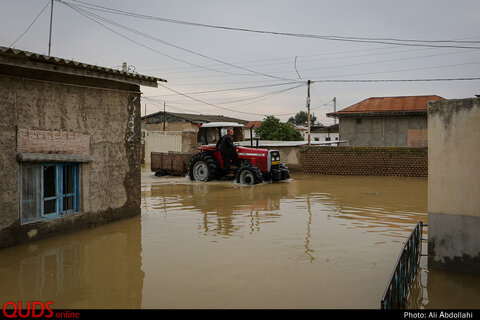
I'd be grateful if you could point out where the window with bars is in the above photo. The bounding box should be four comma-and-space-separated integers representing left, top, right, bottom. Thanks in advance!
20, 163, 80, 224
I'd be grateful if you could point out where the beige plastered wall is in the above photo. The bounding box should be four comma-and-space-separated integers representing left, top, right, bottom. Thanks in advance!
427, 98, 480, 273
0, 74, 141, 248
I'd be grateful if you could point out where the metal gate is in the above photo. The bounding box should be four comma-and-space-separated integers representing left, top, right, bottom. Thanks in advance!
381, 221, 426, 309
144, 131, 182, 164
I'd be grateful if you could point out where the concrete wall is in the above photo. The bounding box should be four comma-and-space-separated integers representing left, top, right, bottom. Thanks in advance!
0, 73, 142, 248
339, 116, 427, 147
427, 98, 480, 273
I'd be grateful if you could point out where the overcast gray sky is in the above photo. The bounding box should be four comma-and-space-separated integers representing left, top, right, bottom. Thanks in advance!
2, 0, 480, 124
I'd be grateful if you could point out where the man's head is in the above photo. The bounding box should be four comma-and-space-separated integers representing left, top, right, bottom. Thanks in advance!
227, 128, 233, 136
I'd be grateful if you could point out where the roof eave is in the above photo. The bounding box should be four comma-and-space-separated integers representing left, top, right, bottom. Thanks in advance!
0, 46, 166, 87
327, 110, 427, 118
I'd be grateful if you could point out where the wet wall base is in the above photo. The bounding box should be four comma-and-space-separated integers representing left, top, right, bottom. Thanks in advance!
428, 213, 480, 274
0, 204, 140, 249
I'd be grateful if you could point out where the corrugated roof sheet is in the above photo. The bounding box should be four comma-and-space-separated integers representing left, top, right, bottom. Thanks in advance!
0, 46, 166, 84
143, 111, 248, 124
328, 95, 445, 116
245, 121, 262, 129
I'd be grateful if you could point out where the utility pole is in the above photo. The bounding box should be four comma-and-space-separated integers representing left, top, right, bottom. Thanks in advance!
307, 80, 311, 145
333, 97, 337, 125
163, 102, 166, 131
48, 0, 54, 56
144, 103, 147, 130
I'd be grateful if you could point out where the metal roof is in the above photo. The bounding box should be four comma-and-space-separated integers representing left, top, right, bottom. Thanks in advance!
245, 121, 263, 129
200, 122, 244, 128
143, 111, 248, 124
0, 46, 166, 86
327, 95, 445, 117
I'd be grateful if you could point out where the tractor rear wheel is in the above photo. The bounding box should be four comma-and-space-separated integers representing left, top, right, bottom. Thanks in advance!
236, 163, 263, 185
188, 152, 218, 182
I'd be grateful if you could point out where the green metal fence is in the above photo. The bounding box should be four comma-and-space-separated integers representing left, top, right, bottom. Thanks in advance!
381, 221, 426, 309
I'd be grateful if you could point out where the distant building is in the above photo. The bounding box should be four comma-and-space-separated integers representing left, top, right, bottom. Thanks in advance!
141, 111, 248, 163
244, 121, 262, 140
327, 95, 445, 147
0, 46, 163, 248
142, 111, 247, 143
310, 124, 339, 142
291, 123, 308, 140
289, 123, 339, 142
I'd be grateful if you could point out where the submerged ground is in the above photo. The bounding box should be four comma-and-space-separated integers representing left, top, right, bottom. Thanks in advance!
0, 169, 478, 308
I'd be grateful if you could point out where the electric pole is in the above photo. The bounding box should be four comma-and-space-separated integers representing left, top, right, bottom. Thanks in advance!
48, 0, 54, 56
333, 97, 337, 125
163, 102, 166, 131
307, 80, 311, 145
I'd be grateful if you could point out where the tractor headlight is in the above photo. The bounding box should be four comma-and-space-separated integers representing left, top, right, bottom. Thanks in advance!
269, 151, 281, 167
272, 155, 280, 165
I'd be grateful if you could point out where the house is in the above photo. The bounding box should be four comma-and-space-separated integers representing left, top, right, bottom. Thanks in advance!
310, 124, 339, 142
0, 46, 164, 248
142, 111, 247, 140
327, 95, 445, 147
290, 123, 308, 140
244, 121, 262, 140
141, 112, 247, 162
289, 123, 339, 142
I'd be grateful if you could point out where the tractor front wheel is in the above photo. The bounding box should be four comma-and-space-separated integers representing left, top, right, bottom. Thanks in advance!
188, 152, 218, 182
236, 163, 263, 185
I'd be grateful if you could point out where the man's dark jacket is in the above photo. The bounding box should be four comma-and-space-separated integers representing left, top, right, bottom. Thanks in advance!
216, 134, 236, 157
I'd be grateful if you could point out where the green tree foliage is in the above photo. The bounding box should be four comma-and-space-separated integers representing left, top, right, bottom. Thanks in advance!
287, 111, 317, 125
255, 116, 303, 141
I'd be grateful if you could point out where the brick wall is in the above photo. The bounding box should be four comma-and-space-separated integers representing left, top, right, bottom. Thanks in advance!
17, 128, 90, 155
181, 130, 198, 153
299, 146, 427, 177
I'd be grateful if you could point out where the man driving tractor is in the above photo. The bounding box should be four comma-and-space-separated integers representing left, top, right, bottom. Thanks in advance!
215, 127, 237, 172
188, 122, 289, 185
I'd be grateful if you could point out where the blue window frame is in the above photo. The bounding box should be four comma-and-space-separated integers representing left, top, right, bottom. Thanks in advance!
21, 163, 80, 224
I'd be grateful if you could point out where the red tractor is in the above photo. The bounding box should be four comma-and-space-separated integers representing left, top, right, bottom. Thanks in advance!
188, 123, 290, 185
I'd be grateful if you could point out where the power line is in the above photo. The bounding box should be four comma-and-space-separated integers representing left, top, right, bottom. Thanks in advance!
59, 2, 249, 77
57, 0, 480, 87
262, 50, 478, 78
156, 84, 305, 105
150, 81, 301, 97
144, 97, 205, 115
308, 61, 480, 80
140, 46, 410, 74
58, 0, 299, 82
157, 83, 305, 117
145, 95, 334, 118
63, 0, 480, 50
10, 0, 51, 48
310, 77, 480, 83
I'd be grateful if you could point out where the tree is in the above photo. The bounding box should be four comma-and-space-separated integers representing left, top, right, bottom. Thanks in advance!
255, 116, 303, 141
288, 111, 317, 126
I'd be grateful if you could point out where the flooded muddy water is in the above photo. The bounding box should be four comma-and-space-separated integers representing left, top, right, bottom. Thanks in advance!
0, 170, 478, 308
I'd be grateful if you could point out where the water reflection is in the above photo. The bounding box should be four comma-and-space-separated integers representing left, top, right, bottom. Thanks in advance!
140, 172, 429, 308
143, 174, 427, 241
0, 172, 434, 309
0, 217, 143, 309
409, 266, 480, 309
148, 181, 288, 237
